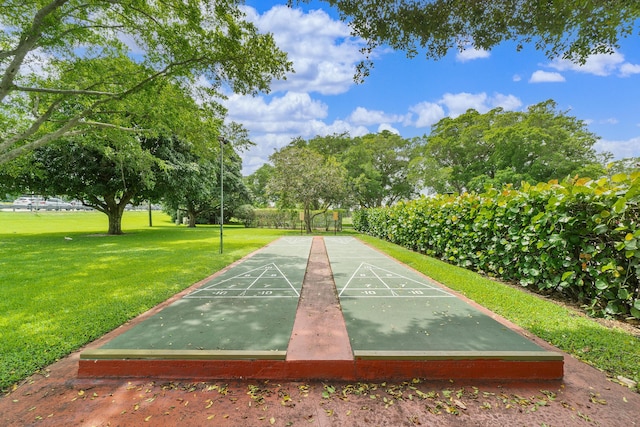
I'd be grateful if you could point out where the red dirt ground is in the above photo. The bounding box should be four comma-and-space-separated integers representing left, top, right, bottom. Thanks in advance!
1, 328, 639, 426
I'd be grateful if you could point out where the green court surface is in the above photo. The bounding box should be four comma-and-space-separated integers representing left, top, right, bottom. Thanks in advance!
86, 236, 553, 362
98, 237, 313, 354
323, 237, 544, 353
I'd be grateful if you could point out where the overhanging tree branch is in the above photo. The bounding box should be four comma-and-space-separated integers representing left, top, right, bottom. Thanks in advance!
0, 0, 70, 102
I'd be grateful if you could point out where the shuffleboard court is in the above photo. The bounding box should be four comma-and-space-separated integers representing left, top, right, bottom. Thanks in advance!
80, 235, 562, 381
323, 237, 548, 354
89, 237, 312, 355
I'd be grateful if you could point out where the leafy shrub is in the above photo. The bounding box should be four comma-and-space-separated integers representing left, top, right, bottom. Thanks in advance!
253, 208, 298, 229
234, 204, 256, 227
354, 173, 640, 319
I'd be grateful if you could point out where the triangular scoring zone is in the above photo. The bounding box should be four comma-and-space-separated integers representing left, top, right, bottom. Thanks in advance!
185, 263, 300, 298
338, 262, 454, 298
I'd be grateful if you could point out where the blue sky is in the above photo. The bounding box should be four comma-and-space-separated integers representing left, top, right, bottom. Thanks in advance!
227, 1, 640, 175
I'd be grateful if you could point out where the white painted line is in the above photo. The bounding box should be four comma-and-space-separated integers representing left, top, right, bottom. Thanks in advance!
368, 265, 399, 297
338, 262, 454, 298
239, 267, 270, 296
185, 263, 301, 299
338, 262, 367, 296
270, 263, 300, 296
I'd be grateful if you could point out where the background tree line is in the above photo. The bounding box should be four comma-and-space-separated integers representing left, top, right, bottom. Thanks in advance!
247, 99, 635, 230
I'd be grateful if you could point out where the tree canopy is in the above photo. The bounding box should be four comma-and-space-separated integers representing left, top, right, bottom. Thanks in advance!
249, 132, 423, 210
418, 100, 605, 193
308, 0, 640, 80
0, 0, 292, 164
0, 74, 243, 234
267, 145, 347, 232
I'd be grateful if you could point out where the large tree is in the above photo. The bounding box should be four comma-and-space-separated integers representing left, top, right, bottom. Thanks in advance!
420, 100, 605, 193
341, 131, 421, 207
0, 74, 230, 234
295, 132, 422, 207
7, 138, 153, 235
144, 136, 219, 229
308, 0, 640, 80
245, 163, 275, 208
1, 0, 291, 164
267, 145, 347, 233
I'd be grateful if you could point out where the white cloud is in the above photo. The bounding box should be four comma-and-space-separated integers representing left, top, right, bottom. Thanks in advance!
436, 92, 523, 118
408, 102, 445, 127
239, 118, 370, 175
549, 51, 625, 76
529, 70, 565, 83
620, 62, 640, 77
594, 137, 640, 160
492, 93, 523, 111
225, 91, 328, 132
456, 47, 490, 62
378, 123, 400, 134
348, 107, 403, 126
512, 74, 522, 82
227, 91, 374, 174
438, 92, 488, 117
244, 5, 365, 95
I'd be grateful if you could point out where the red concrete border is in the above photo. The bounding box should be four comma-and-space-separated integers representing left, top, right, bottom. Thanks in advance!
78, 357, 563, 381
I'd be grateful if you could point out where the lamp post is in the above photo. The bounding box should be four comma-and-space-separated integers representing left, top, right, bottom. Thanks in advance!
218, 137, 228, 254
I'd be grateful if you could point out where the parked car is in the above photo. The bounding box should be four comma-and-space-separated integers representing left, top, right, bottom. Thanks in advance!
40, 197, 73, 210
12, 196, 73, 210
12, 196, 36, 209
69, 200, 92, 210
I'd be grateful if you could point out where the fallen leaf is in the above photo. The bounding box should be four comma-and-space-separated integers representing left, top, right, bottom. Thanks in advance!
270, 417, 276, 424
453, 399, 467, 410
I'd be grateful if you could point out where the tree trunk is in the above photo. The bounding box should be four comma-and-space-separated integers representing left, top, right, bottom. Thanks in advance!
188, 211, 197, 227
107, 208, 124, 235
304, 205, 312, 233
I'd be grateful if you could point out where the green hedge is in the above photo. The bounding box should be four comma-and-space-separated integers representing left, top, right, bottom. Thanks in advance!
353, 173, 640, 319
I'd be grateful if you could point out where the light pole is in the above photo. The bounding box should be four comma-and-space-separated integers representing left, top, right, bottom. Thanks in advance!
218, 137, 228, 254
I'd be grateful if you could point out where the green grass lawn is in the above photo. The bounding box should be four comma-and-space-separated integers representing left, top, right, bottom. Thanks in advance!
0, 210, 298, 391
1, 212, 638, 393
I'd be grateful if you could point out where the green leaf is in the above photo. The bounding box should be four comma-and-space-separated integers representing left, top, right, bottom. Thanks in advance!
594, 224, 608, 234
601, 262, 615, 272
594, 279, 609, 290
612, 197, 627, 214
611, 173, 628, 183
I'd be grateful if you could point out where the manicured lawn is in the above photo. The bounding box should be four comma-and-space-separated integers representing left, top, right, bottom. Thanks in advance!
0, 210, 297, 391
